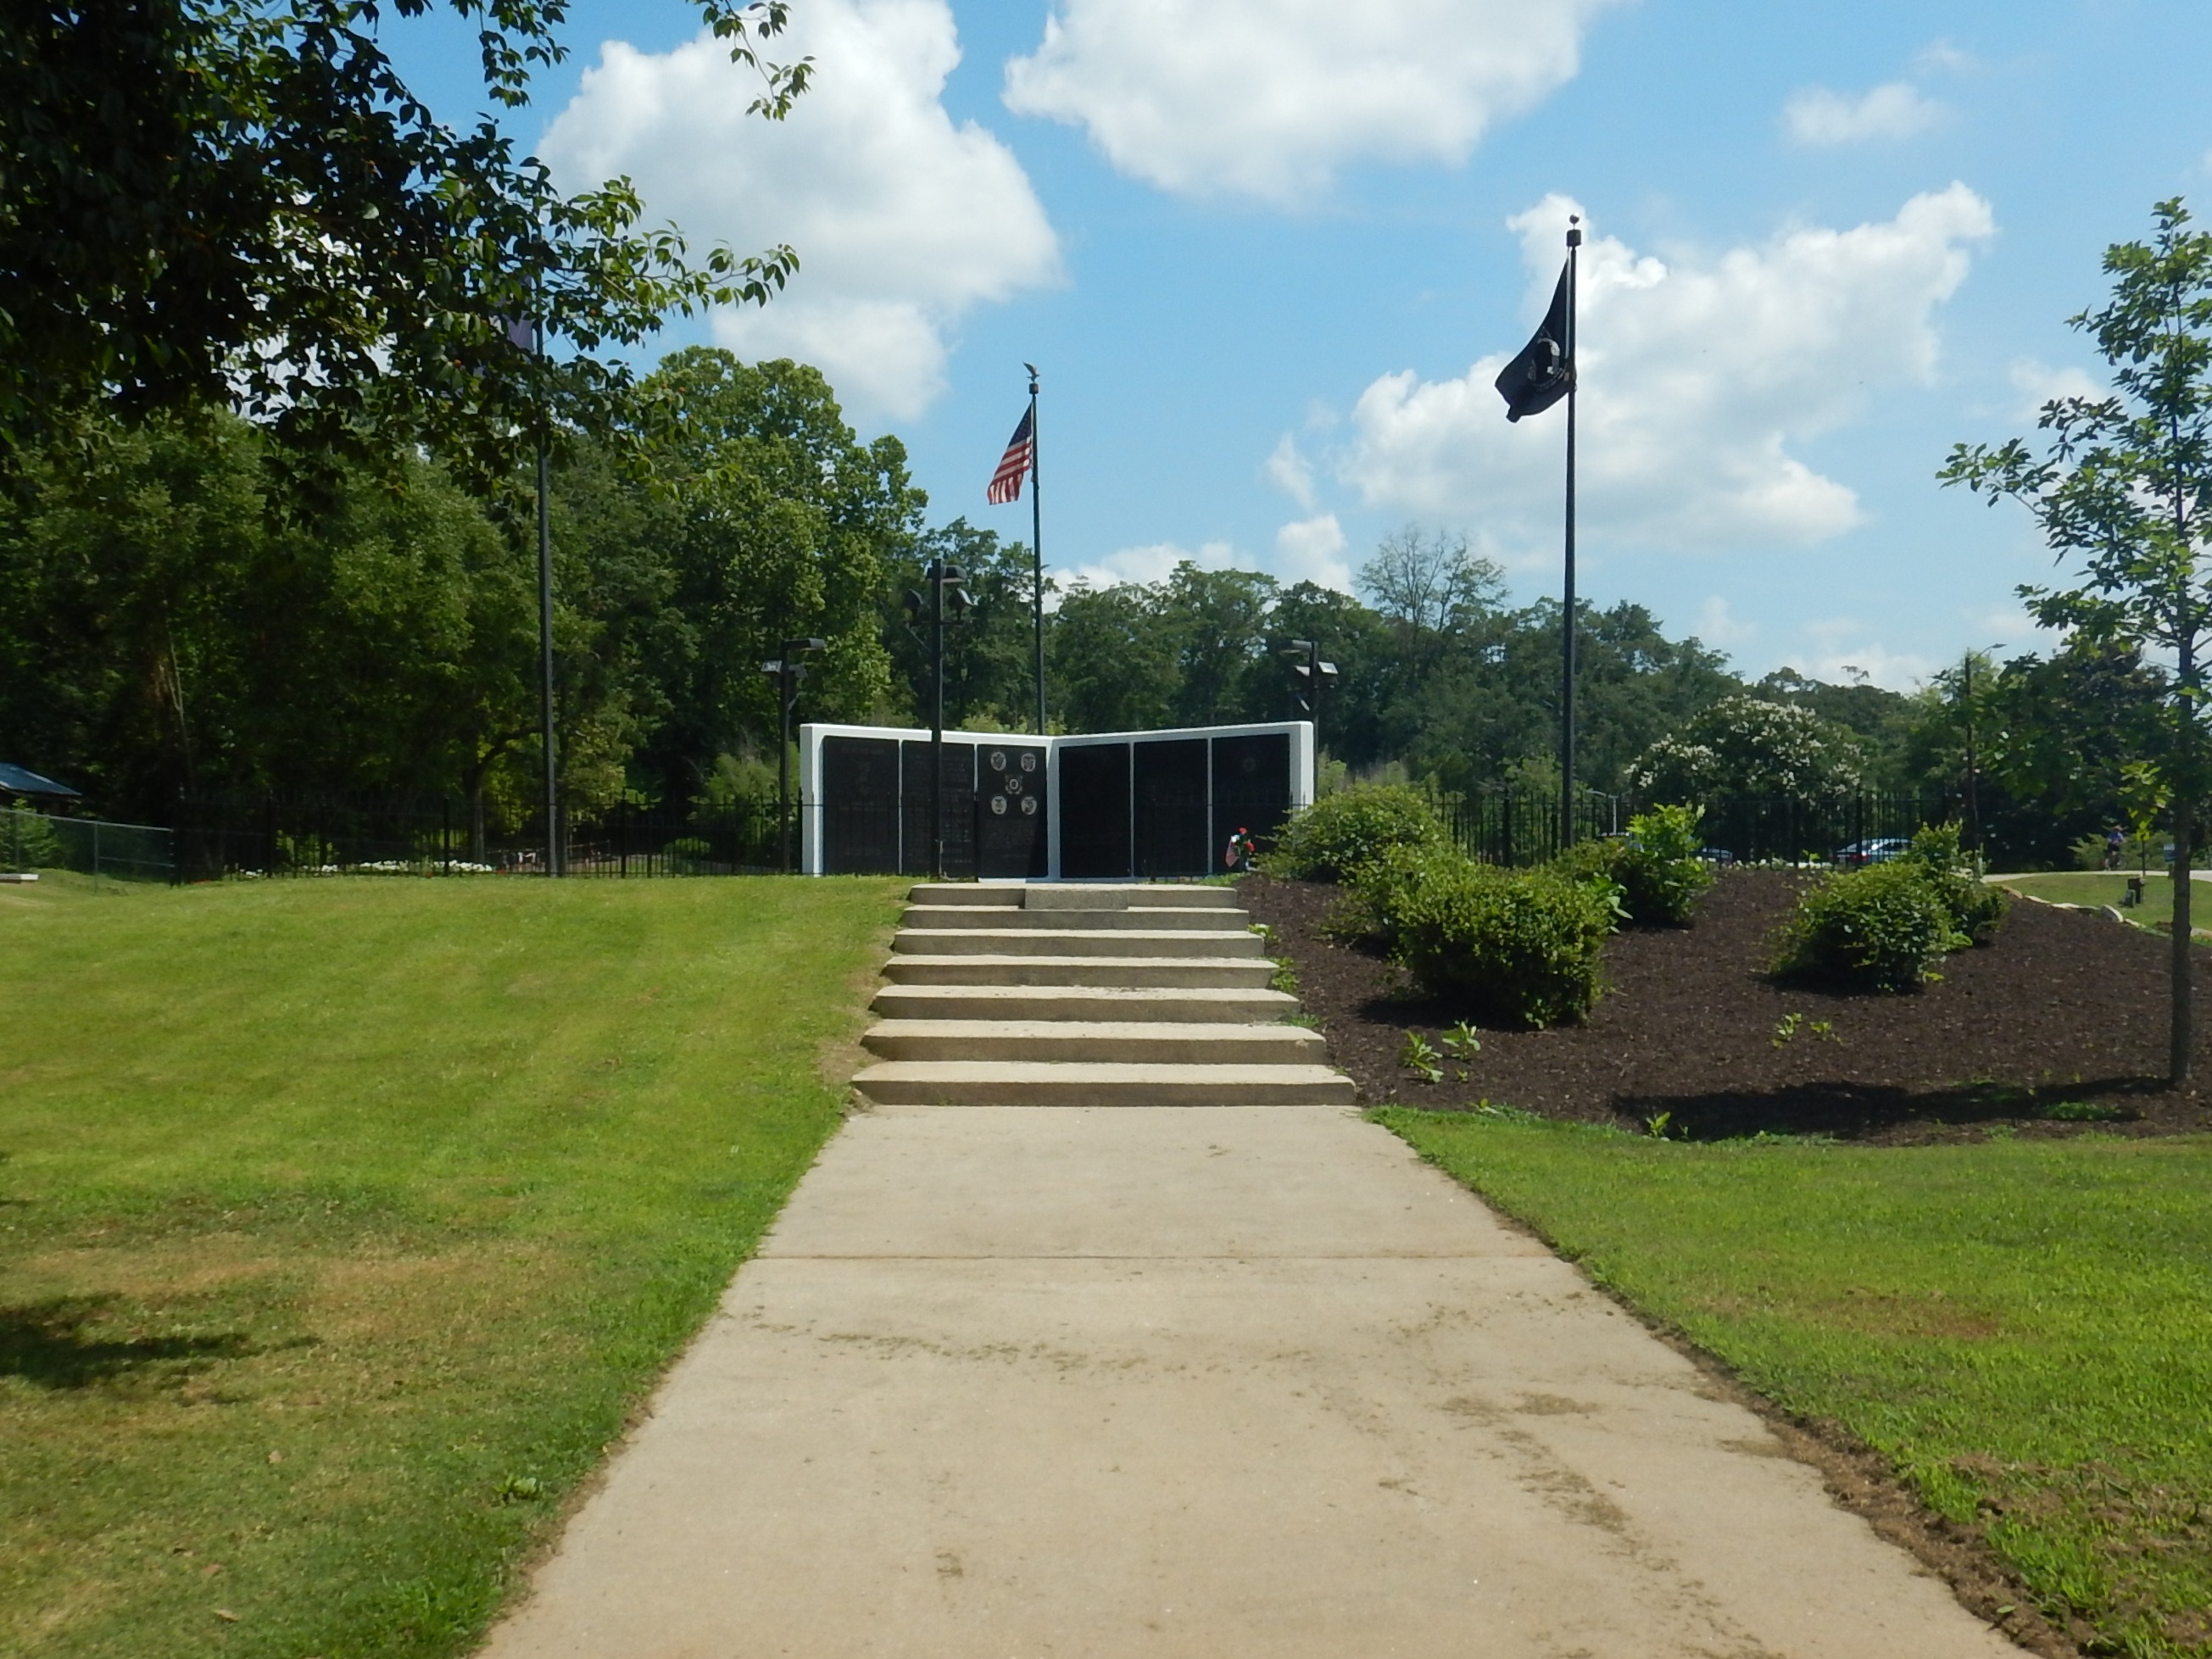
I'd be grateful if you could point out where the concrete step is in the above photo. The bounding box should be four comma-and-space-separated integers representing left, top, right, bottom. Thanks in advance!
870, 984, 1297, 1023
882, 955, 1279, 988
850, 1061, 1357, 1108
1022, 884, 1232, 910
861, 1020, 1325, 1065
902, 905, 1249, 932
903, 883, 1240, 910
892, 928, 1264, 959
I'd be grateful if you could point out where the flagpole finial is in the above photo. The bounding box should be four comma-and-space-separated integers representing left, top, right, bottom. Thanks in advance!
1566, 213, 1582, 248
1024, 361, 1039, 393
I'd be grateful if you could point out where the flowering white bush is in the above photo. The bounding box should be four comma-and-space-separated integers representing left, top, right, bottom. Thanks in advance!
1629, 696, 1865, 806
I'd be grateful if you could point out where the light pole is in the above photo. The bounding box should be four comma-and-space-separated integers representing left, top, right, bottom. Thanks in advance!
1959, 644, 2003, 857
1281, 638, 1339, 739
902, 559, 972, 878
761, 637, 827, 873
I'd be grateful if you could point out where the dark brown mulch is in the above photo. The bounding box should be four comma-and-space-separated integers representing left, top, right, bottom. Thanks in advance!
1243, 868, 2212, 1144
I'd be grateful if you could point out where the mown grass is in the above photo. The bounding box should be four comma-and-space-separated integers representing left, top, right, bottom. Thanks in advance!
1379, 1108, 2212, 1659
1997, 871, 2181, 911
1, 872, 902, 1658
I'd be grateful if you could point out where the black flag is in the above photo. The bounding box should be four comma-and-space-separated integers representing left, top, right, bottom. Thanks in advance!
1494, 263, 1574, 422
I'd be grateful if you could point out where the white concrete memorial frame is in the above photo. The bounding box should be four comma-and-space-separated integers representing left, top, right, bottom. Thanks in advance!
797, 720, 1316, 878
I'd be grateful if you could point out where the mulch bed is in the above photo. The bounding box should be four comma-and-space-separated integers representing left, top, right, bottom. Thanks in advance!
1243, 868, 2212, 1143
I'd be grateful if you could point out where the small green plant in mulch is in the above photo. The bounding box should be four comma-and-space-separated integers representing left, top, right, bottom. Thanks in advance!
1400, 1029, 1445, 1084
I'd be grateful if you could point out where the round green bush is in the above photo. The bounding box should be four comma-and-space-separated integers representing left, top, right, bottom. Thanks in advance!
1901, 821, 2009, 944
1385, 858, 1616, 1028
1774, 863, 1951, 993
1265, 784, 1448, 883
1552, 804, 1713, 927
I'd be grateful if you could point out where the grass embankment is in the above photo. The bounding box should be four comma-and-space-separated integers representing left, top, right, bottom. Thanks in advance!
1382, 1109, 2212, 1658
1, 873, 902, 1658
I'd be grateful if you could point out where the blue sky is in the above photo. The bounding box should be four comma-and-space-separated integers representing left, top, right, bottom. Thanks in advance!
388, 0, 2212, 689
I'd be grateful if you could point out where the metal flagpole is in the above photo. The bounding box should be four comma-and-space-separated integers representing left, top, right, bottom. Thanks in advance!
1026, 363, 1044, 736
534, 318, 560, 877
1559, 216, 1582, 852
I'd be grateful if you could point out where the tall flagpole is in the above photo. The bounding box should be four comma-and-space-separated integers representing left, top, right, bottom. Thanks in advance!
1025, 363, 1044, 735
535, 317, 560, 877
1559, 216, 1582, 851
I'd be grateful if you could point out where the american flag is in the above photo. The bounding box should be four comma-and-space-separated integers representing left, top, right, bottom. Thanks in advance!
988, 406, 1034, 504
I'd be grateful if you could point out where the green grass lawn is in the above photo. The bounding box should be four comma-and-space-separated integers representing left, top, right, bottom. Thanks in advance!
1382, 1108, 2212, 1659
1, 871, 902, 1658
1996, 870, 2187, 913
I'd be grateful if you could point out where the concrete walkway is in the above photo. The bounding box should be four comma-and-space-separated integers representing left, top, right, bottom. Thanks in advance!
480, 890, 2018, 1659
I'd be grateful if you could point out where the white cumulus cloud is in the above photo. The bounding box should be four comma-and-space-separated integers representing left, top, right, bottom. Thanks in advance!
2009, 357, 2106, 420
541, 0, 1059, 422
1784, 81, 1946, 146
1067, 539, 1256, 590
1273, 514, 1352, 592
1002, 0, 1624, 205
1337, 186, 1997, 556
1696, 595, 1757, 649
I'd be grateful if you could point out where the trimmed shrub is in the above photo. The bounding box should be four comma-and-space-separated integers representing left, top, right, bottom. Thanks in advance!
1264, 783, 1448, 883
1774, 862, 1952, 993
1379, 856, 1617, 1027
1552, 804, 1713, 926
1336, 839, 1482, 945
1900, 821, 2009, 944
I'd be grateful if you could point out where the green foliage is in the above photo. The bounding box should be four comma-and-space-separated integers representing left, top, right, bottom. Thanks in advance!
1553, 804, 1713, 926
0, 0, 807, 473
1901, 821, 2011, 944
1264, 783, 1449, 882
2, 808, 62, 869
1629, 695, 1867, 807
1378, 856, 1618, 1028
1774, 863, 1953, 993
1399, 1030, 1444, 1084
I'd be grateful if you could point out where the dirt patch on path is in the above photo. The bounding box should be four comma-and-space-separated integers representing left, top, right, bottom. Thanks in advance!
1244, 868, 2212, 1143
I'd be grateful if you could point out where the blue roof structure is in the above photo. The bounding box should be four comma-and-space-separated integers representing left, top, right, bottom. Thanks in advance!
0, 763, 79, 797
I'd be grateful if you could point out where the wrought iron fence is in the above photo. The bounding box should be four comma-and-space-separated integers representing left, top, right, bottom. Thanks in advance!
1425, 787, 1951, 868
173, 792, 789, 880
3, 807, 176, 882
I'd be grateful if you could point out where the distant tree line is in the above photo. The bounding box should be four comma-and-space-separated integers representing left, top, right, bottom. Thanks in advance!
0, 348, 2165, 868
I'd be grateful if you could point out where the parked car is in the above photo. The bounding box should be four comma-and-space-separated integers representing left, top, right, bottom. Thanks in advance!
1833, 837, 1909, 869
1698, 847, 1736, 866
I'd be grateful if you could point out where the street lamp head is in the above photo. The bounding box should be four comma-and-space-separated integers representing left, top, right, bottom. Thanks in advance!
786, 636, 828, 654
761, 660, 784, 676
902, 589, 926, 618
1282, 639, 1315, 656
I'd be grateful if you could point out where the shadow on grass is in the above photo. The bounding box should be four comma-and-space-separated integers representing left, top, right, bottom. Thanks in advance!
1611, 1077, 2160, 1142
0, 1295, 257, 1389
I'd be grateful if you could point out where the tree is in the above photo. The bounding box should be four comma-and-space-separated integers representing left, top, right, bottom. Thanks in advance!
0, 0, 807, 476
1941, 198, 2212, 1083
560, 350, 921, 805
1628, 696, 1865, 808
1356, 526, 1505, 663
884, 519, 1045, 732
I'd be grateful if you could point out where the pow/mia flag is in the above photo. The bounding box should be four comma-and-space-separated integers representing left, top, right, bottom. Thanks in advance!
1493, 262, 1574, 423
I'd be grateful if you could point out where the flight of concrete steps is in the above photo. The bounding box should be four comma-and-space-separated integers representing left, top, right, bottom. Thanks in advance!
855, 882, 1357, 1107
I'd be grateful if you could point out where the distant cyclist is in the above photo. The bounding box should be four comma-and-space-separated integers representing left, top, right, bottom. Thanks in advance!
2104, 825, 2126, 871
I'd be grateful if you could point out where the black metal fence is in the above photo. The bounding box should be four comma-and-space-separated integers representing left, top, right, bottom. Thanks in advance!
173, 792, 788, 880
1429, 787, 1950, 868
3, 808, 176, 882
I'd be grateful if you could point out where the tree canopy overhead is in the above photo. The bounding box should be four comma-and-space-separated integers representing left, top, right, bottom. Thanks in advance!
0, 0, 810, 474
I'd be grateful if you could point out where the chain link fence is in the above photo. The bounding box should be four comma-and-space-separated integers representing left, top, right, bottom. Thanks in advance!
3, 807, 176, 882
